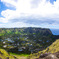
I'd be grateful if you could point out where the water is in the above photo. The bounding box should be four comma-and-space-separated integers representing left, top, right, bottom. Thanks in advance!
50, 29, 59, 35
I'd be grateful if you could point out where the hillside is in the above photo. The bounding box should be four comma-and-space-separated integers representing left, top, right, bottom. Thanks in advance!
0, 49, 16, 59
0, 27, 52, 36
0, 27, 56, 53
0, 39, 59, 59
0, 27, 59, 59
28, 39, 59, 59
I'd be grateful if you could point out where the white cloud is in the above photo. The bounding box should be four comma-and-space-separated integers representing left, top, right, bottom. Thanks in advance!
0, 17, 8, 23
1, 0, 17, 7
0, 22, 39, 28
0, 0, 59, 28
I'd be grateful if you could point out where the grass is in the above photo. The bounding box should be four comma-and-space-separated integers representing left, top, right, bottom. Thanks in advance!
28, 39, 59, 59
9, 52, 30, 59
0, 49, 15, 59
9, 52, 30, 57
0, 48, 30, 59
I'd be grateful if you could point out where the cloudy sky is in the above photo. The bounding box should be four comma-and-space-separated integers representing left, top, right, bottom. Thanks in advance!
0, 0, 59, 29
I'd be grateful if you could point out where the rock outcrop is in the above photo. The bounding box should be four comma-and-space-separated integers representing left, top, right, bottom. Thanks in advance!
38, 51, 59, 59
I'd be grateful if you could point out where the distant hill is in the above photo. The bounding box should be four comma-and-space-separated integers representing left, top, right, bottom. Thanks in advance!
28, 39, 59, 59
0, 27, 52, 36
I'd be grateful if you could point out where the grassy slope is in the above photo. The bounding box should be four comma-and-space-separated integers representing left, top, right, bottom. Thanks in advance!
0, 49, 29, 59
28, 39, 59, 59
9, 52, 29, 59
0, 39, 59, 59
0, 49, 16, 59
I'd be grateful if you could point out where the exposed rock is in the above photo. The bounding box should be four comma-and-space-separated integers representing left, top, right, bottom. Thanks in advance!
6, 57, 9, 59
13, 56, 18, 59
0, 51, 3, 55
53, 51, 59, 58
0, 57, 2, 59
39, 52, 59, 59
43, 54, 58, 59
39, 53, 51, 58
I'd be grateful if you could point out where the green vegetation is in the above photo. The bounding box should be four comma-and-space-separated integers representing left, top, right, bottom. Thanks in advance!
43, 39, 59, 53
9, 52, 29, 57
28, 39, 59, 59
0, 48, 30, 59
9, 52, 29, 59
0, 27, 59, 59
0, 27, 56, 54
0, 49, 16, 59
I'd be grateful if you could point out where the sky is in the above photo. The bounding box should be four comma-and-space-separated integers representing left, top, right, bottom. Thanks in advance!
0, 0, 59, 29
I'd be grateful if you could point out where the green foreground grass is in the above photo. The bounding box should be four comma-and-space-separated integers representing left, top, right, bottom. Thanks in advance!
9, 52, 30, 59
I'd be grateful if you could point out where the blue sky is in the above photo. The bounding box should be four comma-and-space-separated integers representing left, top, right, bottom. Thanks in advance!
50, 0, 56, 4
0, 1, 15, 17
0, 0, 56, 14
0, 0, 59, 29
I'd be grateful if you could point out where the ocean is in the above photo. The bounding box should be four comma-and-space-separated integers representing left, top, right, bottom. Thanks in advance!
50, 29, 59, 35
